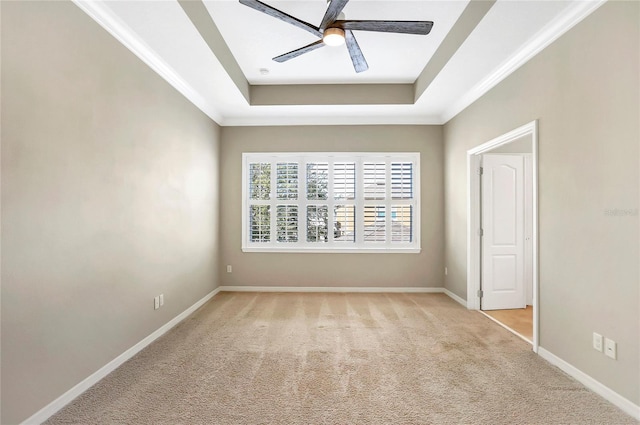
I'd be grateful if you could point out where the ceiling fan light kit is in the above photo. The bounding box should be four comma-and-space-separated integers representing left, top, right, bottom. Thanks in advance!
239, 0, 433, 73
323, 27, 345, 47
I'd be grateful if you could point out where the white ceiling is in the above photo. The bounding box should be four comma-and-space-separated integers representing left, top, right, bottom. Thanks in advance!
74, 0, 605, 126
205, 0, 468, 85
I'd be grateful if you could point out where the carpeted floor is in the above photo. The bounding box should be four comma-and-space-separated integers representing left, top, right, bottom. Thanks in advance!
46, 292, 636, 424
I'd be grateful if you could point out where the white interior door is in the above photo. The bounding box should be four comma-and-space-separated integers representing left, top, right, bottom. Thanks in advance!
481, 154, 525, 310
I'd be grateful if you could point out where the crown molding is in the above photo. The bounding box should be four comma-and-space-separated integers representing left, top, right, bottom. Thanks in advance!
73, 0, 606, 127
221, 113, 442, 127
440, 0, 607, 124
72, 0, 223, 125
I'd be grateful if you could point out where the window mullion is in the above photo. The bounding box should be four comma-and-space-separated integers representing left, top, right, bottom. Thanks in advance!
292, 157, 302, 248
270, 159, 277, 247
293, 158, 302, 247
242, 155, 248, 247
412, 159, 419, 247
327, 159, 335, 244
301, 159, 309, 246
383, 157, 391, 245
355, 157, 365, 247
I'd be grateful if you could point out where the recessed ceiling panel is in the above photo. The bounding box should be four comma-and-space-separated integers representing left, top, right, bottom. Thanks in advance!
77, 0, 605, 125
421, 0, 575, 120
102, 0, 247, 114
205, 0, 469, 85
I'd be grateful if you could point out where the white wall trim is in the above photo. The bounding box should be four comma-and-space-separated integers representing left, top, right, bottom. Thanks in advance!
538, 347, 640, 421
219, 286, 445, 294
221, 287, 470, 308
71, 0, 606, 128
241, 248, 422, 254
221, 114, 442, 127
18, 283, 639, 424
443, 289, 467, 307
441, 0, 607, 123
467, 121, 538, 156
466, 120, 539, 353
21, 287, 221, 425
71, 0, 223, 125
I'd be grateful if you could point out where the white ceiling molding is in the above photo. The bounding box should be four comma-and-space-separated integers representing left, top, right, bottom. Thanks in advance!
414, 0, 496, 102
222, 113, 441, 127
440, 0, 607, 124
178, 0, 250, 103
72, 0, 224, 124
72, 0, 606, 127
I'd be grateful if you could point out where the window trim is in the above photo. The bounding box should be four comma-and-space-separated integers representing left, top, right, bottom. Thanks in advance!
242, 152, 421, 253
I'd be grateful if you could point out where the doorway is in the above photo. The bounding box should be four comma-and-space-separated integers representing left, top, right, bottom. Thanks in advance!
466, 121, 538, 352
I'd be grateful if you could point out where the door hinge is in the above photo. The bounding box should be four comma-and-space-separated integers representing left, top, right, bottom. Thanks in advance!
477, 167, 484, 175
477, 289, 484, 298
478, 228, 484, 237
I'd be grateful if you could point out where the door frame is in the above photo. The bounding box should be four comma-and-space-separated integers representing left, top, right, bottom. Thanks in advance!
466, 120, 539, 352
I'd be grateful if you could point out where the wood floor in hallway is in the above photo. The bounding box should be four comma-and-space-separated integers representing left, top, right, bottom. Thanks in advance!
483, 305, 533, 341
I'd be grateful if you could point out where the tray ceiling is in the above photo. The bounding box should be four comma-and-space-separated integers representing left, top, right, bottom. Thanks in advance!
73, 0, 605, 126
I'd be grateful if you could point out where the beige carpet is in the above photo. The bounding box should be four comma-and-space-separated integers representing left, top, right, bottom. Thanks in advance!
46, 292, 636, 424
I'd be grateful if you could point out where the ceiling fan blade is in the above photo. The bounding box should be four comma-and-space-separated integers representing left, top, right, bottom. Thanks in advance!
273, 40, 325, 63
319, 0, 349, 31
239, 0, 321, 37
344, 30, 368, 73
335, 20, 433, 35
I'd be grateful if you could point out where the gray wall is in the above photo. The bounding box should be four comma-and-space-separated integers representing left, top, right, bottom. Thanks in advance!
444, 1, 639, 404
220, 125, 444, 289
2, 0, 637, 422
1, 2, 221, 423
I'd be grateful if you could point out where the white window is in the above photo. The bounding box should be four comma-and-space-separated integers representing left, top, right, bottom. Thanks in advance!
242, 153, 420, 253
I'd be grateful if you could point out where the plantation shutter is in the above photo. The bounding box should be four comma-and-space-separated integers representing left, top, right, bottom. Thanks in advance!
391, 162, 413, 243
334, 162, 356, 242
243, 153, 419, 252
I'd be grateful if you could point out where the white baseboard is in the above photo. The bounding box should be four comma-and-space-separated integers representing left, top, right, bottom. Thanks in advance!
538, 347, 640, 420
443, 289, 467, 307
218, 286, 445, 294
21, 287, 221, 425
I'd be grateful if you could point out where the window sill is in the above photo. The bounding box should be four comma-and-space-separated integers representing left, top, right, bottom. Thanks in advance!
242, 247, 421, 254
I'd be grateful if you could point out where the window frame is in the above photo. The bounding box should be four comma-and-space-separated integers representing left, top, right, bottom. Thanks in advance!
242, 152, 421, 253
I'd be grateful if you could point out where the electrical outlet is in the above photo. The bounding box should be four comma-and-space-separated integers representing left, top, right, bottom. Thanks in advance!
604, 338, 617, 360
227, 265, 232, 273
154, 296, 160, 310
592, 332, 603, 352
159, 294, 164, 307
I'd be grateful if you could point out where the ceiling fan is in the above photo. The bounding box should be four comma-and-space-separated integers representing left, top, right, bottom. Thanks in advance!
239, 0, 434, 73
